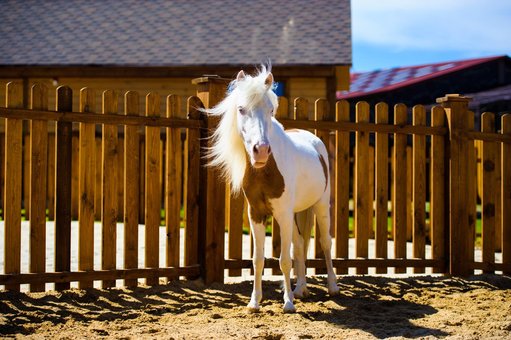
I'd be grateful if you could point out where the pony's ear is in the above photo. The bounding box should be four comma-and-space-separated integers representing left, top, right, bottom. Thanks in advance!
236, 70, 246, 82
264, 72, 274, 89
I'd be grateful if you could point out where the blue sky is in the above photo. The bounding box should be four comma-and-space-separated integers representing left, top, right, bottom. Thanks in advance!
351, 0, 511, 72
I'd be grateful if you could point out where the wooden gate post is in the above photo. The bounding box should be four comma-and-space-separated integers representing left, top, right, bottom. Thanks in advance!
192, 76, 229, 284
437, 94, 473, 276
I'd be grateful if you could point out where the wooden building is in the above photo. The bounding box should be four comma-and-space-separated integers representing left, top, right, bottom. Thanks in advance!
0, 0, 352, 114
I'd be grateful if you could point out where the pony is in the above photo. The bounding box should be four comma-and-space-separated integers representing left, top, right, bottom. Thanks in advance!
206, 65, 339, 313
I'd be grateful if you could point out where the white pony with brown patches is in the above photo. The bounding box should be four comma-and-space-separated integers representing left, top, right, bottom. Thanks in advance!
207, 66, 339, 313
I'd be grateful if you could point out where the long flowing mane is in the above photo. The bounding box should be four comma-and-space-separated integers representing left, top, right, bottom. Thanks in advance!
206, 65, 278, 194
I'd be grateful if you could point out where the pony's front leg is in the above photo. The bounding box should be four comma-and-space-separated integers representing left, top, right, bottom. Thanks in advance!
247, 216, 266, 313
275, 212, 295, 313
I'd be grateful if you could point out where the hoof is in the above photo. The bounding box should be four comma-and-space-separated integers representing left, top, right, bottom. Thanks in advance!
283, 301, 296, 313
247, 301, 260, 313
293, 286, 310, 299
328, 285, 340, 296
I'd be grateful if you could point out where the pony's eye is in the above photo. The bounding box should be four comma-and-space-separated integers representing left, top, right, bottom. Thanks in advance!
238, 107, 247, 115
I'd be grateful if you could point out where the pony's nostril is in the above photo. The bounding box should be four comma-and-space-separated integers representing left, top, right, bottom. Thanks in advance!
267, 145, 272, 154
253, 144, 259, 154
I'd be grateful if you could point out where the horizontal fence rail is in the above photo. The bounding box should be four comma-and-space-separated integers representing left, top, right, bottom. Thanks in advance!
0, 79, 510, 292
0, 107, 203, 129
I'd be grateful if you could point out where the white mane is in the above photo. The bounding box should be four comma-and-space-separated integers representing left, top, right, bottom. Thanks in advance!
206, 66, 278, 194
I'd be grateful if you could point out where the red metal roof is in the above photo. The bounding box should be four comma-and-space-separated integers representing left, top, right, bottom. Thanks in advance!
338, 56, 506, 99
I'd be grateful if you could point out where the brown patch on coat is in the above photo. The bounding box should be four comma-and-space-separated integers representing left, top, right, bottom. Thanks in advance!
243, 154, 285, 224
318, 153, 328, 192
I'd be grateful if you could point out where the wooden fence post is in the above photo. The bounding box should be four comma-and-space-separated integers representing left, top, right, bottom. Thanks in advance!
437, 94, 473, 276
191, 76, 229, 284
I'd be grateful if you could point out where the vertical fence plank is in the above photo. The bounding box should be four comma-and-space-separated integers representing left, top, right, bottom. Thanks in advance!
294, 97, 309, 262
71, 133, 79, 220
355, 101, 370, 274
23, 131, 30, 221
139, 139, 145, 224
430, 106, 446, 273
495, 146, 502, 252
226, 193, 243, 277
310, 98, 323, 273
412, 105, 427, 273
335, 100, 350, 274
375, 102, 389, 273
124, 91, 140, 287
145, 92, 161, 286
184, 96, 202, 276
406, 146, 413, 241
94, 138, 102, 221
393, 104, 407, 273
502, 114, 511, 275
227, 190, 244, 277
481, 112, 497, 274
47, 132, 55, 221
314, 98, 331, 274
166, 95, 182, 279
78, 88, 96, 289
369, 145, 375, 240
29, 84, 48, 292
467, 112, 477, 267
117, 137, 125, 223
55, 86, 73, 291
102, 90, 119, 288
4, 82, 24, 291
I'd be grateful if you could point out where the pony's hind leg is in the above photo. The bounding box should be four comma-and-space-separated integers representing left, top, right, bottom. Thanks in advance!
292, 209, 313, 299
313, 198, 339, 296
292, 221, 308, 299
247, 217, 266, 312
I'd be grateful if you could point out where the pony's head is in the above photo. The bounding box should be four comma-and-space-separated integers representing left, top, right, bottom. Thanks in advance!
207, 65, 279, 193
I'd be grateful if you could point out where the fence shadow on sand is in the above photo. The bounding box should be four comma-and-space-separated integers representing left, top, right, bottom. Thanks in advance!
2, 275, 510, 338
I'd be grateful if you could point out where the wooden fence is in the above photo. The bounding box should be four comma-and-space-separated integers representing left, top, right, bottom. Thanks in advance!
0, 77, 510, 292
0, 81, 204, 292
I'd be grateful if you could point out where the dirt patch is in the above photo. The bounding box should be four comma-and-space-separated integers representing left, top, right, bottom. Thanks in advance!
1, 275, 511, 339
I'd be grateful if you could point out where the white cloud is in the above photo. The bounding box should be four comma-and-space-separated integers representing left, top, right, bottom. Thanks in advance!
353, 0, 511, 54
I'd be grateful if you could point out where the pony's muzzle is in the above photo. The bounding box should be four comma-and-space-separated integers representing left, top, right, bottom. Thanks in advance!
252, 142, 271, 167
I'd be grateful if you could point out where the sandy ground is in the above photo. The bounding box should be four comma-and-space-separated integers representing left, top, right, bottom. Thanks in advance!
1, 274, 511, 339
1, 222, 510, 338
